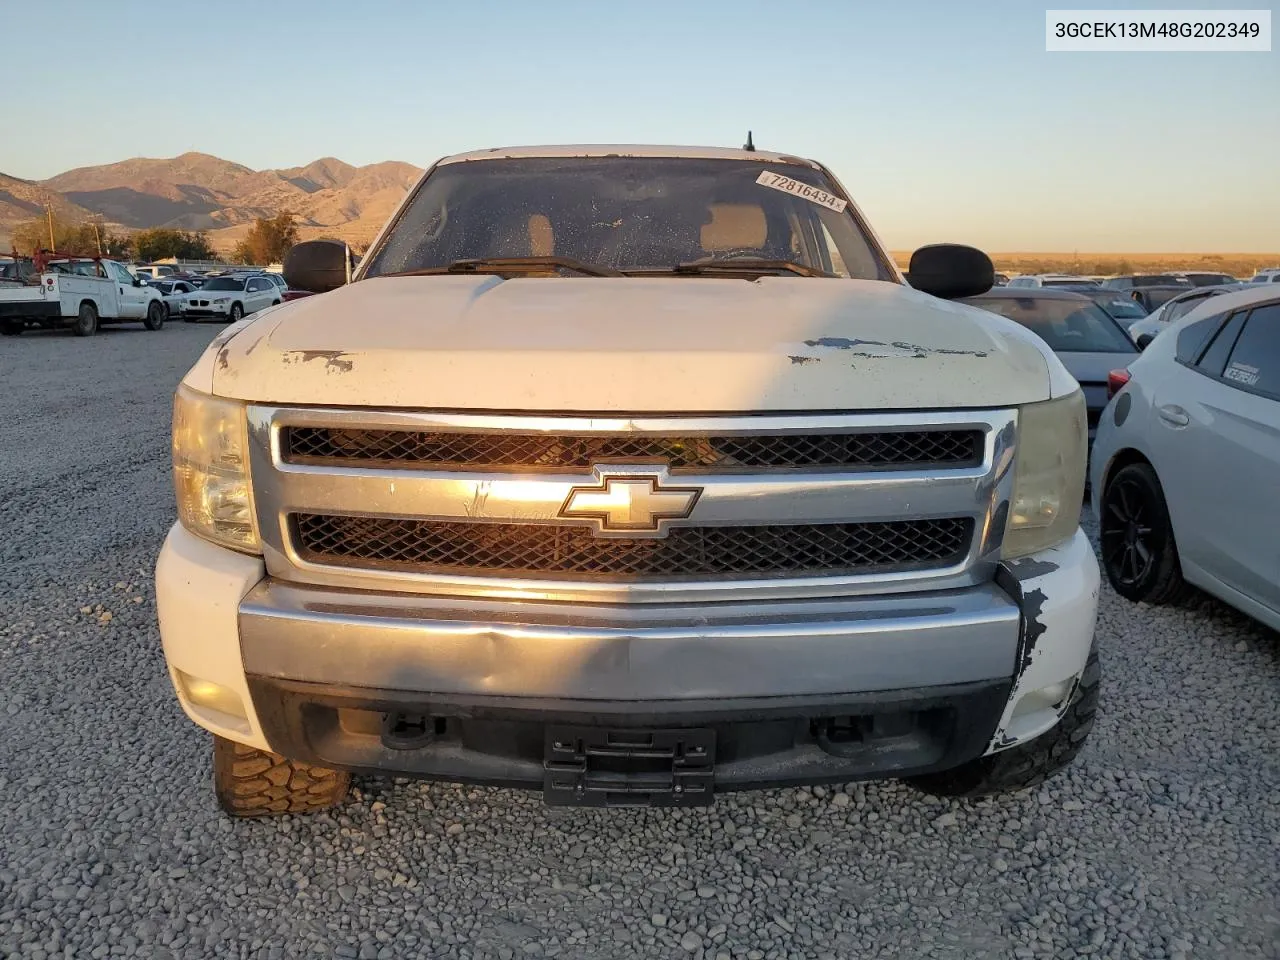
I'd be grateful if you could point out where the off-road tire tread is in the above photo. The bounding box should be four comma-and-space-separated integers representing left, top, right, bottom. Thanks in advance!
908, 647, 1101, 798
213, 736, 350, 817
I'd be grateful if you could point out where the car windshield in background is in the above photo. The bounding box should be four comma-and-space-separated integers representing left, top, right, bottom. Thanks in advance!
362, 157, 893, 280
201, 277, 246, 291
1090, 299, 1152, 321
1041, 279, 1097, 289
967, 296, 1135, 353
1132, 275, 1188, 287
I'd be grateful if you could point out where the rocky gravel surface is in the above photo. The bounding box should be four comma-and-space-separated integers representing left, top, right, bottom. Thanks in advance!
1, 321, 1278, 960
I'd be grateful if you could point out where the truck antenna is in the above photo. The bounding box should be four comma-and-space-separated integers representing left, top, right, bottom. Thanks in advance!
743, 131, 755, 151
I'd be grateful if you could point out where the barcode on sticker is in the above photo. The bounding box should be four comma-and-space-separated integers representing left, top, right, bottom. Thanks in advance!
756, 171, 847, 212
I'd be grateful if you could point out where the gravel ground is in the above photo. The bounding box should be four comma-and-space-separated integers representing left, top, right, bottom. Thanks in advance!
1, 320, 1277, 960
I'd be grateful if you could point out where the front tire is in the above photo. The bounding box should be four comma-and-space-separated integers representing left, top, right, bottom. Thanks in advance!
228, 302, 244, 323
143, 300, 165, 331
1099, 462, 1190, 604
908, 647, 1100, 798
73, 302, 98, 337
212, 736, 350, 818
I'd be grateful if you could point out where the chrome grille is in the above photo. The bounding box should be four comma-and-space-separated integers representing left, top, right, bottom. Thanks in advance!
248, 407, 1017, 604
293, 514, 974, 580
283, 426, 982, 472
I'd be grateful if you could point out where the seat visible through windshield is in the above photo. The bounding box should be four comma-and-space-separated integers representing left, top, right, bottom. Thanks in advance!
362, 156, 892, 280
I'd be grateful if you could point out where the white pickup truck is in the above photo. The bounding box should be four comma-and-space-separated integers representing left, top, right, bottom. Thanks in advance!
157, 144, 1100, 818
0, 256, 167, 336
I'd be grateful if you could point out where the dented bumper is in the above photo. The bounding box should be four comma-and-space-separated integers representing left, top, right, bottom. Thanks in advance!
156, 524, 1098, 790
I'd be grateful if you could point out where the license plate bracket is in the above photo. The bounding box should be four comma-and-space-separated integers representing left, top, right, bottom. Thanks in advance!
544, 726, 716, 807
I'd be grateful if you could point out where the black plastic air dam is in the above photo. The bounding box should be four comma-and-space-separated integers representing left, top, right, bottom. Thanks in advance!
245, 676, 1011, 793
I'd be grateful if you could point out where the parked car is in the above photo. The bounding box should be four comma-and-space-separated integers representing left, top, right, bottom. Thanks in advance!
961, 288, 1137, 448
1079, 289, 1149, 330
180, 274, 282, 322
1126, 285, 1241, 349
1246, 268, 1280, 284
1176, 272, 1236, 287
1128, 284, 1193, 314
1091, 284, 1280, 632
157, 144, 1102, 818
1101, 274, 1193, 292
135, 264, 178, 281
1006, 274, 1099, 290
992, 272, 1010, 286
151, 279, 198, 318
264, 272, 288, 294
0, 256, 166, 336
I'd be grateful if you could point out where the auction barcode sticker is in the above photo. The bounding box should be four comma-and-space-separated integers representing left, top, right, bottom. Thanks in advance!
756, 171, 848, 212
1046, 10, 1271, 51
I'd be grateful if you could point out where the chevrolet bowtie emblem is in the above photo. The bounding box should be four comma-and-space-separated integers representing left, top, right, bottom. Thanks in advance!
559, 470, 702, 537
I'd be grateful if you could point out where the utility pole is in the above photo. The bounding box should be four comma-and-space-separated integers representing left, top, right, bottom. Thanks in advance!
91, 219, 103, 256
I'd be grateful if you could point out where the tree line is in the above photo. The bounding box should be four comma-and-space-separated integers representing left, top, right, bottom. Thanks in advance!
8, 211, 302, 266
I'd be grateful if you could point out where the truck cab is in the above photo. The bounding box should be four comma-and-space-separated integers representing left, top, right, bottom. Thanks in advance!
157, 145, 1100, 816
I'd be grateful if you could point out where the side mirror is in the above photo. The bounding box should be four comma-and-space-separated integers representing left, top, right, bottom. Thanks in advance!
906, 244, 994, 299
132, 277, 142, 286
283, 239, 350, 294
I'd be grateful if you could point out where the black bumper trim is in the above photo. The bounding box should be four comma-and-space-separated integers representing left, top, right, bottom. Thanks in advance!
246, 676, 1011, 793
0, 301, 59, 320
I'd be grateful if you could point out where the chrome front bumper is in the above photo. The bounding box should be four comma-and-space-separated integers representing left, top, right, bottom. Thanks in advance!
238, 580, 1021, 700
157, 523, 1098, 791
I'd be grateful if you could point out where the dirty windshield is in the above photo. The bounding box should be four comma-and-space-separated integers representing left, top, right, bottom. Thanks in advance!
362, 157, 894, 280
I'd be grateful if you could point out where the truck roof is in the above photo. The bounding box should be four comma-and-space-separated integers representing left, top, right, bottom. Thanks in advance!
437, 144, 821, 168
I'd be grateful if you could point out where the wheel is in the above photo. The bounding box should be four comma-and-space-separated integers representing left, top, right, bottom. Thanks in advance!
143, 300, 165, 331
0, 319, 23, 336
228, 302, 244, 323
212, 736, 350, 818
72, 302, 98, 337
1099, 462, 1191, 604
163, 301, 172, 320
908, 646, 1100, 798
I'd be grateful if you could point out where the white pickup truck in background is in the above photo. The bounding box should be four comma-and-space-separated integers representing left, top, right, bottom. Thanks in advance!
0, 256, 167, 337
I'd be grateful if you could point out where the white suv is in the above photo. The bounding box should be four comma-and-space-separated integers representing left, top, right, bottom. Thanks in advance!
180, 274, 281, 323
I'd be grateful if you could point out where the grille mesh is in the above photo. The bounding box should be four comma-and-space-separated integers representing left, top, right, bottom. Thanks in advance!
284, 427, 982, 472
292, 514, 974, 580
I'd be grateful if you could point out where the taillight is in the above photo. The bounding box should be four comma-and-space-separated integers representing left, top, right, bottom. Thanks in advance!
1107, 369, 1131, 399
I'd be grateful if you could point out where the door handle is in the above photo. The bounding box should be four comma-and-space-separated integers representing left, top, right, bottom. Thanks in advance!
1158, 405, 1190, 427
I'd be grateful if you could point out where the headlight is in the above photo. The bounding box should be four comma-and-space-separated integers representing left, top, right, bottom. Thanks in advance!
1001, 389, 1087, 559
212, 297, 230, 304
172, 384, 260, 553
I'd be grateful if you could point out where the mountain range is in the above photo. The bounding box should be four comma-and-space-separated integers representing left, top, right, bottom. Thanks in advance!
0, 152, 424, 254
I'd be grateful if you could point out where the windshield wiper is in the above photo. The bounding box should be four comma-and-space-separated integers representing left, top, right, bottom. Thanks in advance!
379, 257, 623, 278
664, 258, 835, 278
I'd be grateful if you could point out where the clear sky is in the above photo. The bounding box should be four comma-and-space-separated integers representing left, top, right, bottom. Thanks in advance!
2, 0, 1277, 251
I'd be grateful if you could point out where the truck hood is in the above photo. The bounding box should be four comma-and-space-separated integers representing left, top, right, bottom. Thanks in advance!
198, 276, 1062, 412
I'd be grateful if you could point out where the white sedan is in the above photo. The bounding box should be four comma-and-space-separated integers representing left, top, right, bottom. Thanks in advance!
1091, 283, 1280, 631
149, 279, 198, 318
180, 274, 281, 323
